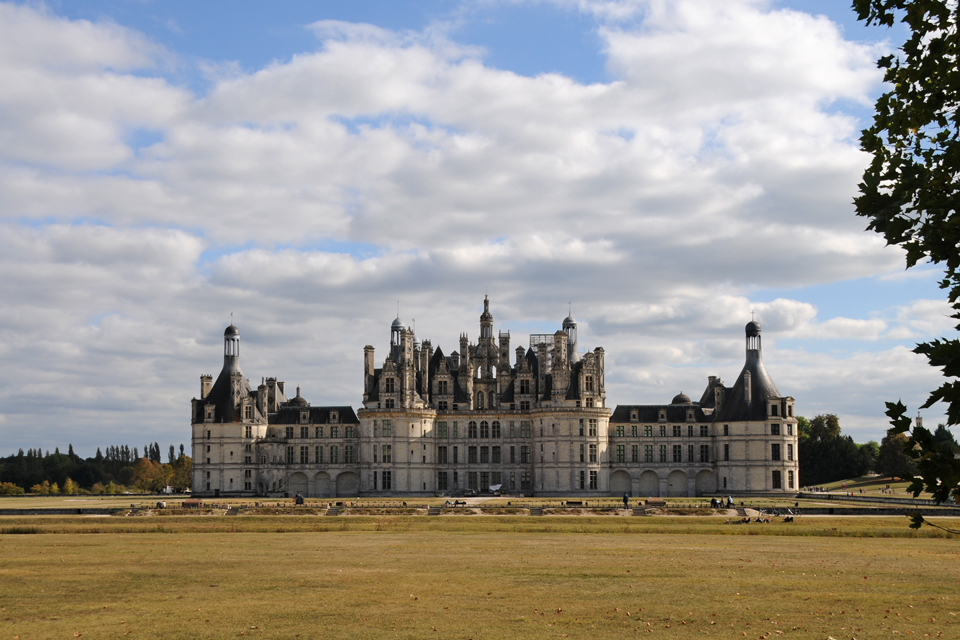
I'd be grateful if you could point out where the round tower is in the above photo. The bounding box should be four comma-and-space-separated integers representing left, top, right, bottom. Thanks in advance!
563, 313, 579, 363
746, 320, 762, 352
223, 324, 241, 373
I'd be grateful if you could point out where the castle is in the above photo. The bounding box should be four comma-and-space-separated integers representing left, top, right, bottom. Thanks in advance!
191, 297, 798, 497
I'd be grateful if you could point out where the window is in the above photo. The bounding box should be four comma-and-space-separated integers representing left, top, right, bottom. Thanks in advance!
723, 424, 729, 436
206, 445, 211, 453
520, 401, 531, 410
480, 446, 489, 463
770, 423, 780, 436
520, 421, 532, 438
616, 445, 625, 463
452, 422, 459, 438
615, 426, 624, 437
589, 419, 598, 437
787, 443, 794, 461
286, 446, 294, 464
672, 445, 682, 463
770, 404, 779, 417
788, 470, 794, 489
345, 426, 355, 438
521, 471, 532, 491
520, 446, 531, 463
438, 401, 448, 410
688, 425, 694, 437
382, 420, 392, 437
700, 425, 709, 437
700, 445, 710, 462
285, 426, 294, 439
631, 444, 639, 462
385, 398, 395, 408
331, 426, 339, 438
659, 425, 667, 437
659, 444, 667, 462
437, 471, 448, 491
382, 470, 392, 490
631, 411, 638, 421
453, 446, 458, 464
489, 391, 496, 408
480, 421, 490, 438
771, 443, 781, 461
385, 378, 395, 393
245, 426, 252, 438
243, 406, 253, 420
586, 397, 595, 408
772, 470, 782, 489
724, 444, 729, 461
688, 444, 694, 462
631, 425, 638, 437
579, 419, 584, 436
510, 446, 515, 463
381, 444, 391, 463
491, 421, 501, 438
438, 446, 448, 464
579, 470, 585, 489
316, 426, 323, 438
589, 444, 598, 463
509, 422, 515, 438
245, 456, 251, 464
492, 471, 501, 486
492, 446, 501, 464
260, 455, 266, 465
579, 444, 585, 463
437, 380, 449, 395
644, 445, 653, 462
344, 445, 355, 464
300, 446, 309, 464
330, 445, 339, 464
644, 425, 652, 437
787, 423, 793, 436
519, 379, 530, 394
589, 470, 598, 490
476, 392, 484, 409
585, 375, 594, 391
673, 425, 682, 437
300, 410, 309, 424
468, 472, 478, 490
468, 421, 478, 438
300, 426, 309, 439
330, 412, 338, 424
468, 446, 478, 463
480, 471, 490, 489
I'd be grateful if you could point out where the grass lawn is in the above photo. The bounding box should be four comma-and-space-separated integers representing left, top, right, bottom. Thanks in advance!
1, 516, 958, 639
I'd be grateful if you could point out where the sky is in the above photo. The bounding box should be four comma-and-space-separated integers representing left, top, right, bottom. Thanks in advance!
0, 0, 953, 457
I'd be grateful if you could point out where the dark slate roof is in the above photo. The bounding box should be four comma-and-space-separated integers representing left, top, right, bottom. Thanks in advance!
500, 378, 515, 403
366, 369, 381, 401
714, 351, 782, 422
269, 406, 359, 425
610, 404, 709, 423
565, 360, 583, 400
453, 374, 470, 403
199, 358, 251, 423
429, 345, 446, 377
697, 377, 723, 409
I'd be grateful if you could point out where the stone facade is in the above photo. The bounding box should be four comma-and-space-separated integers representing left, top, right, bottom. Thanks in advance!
191, 300, 797, 497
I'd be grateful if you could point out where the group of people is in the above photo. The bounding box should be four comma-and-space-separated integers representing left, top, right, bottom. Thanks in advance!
709, 497, 736, 509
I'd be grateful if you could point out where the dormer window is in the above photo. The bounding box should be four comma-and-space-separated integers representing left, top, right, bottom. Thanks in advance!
585, 375, 594, 392
686, 410, 694, 422
630, 411, 638, 422
585, 398, 594, 408
437, 380, 449, 395
385, 399, 395, 409
300, 410, 309, 424
385, 378, 396, 393
519, 379, 531, 395
330, 411, 339, 424
658, 410, 666, 422
770, 404, 779, 417
204, 405, 215, 421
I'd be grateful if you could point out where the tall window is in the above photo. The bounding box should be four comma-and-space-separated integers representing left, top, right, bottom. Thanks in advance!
468, 446, 478, 463
631, 425, 638, 437
771, 443, 781, 461
520, 421, 532, 438
787, 470, 794, 489
700, 445, 710, 462
772, 470, 782, 489
723, 424, 729, 436
382, 420, 392, 437
438, 446, 448, 464
519, 379, 530, 394
382, 470, 392, 490
345, 426, 355, 438
480, 421, 490, 438
644, 426, 653, 437
453, 446, 458, 464
344, 445, 355, 464
673, 425, 682, 437
510, 446, 515, 463
615, 426, 624, 437
385, 377, 395, 393
631, 444, 639, 462
700, 425, 709, 437
589, 470, 598, 490
586, 397, 595, 408
616, 445, 625, 463
489, 391, 496, 408
687, 425, 694, 437
520, 471, 532, 491
687, 444, 694, 462
787, 424, 793, 436
644, 445, 653, 462
787, 443, 794, 461
579, 470, 585, 490
579, 419, 584, 436
589, 444, 598, 463
437, 471, 448, 491
579, 444, 585, 463
301, 426, 309, 439
480, 446, 489, 463
476, 392, 484, 409
437, 380, 448, 395
437, 422, 448, 438
672, 444, 682, 463
331, 426, 339, 438
589, 419, 598, 436
659, 425, 667, 437
316, 426, 323, 438
491, 421, 501, 438
585, 375, 594, 391
659, 444, 667, 463
381, 444, 391, 463
285, 426, 294, 439
724, 444, 730, 461
330, 445, 339, 464
286, 446, 294, 464
385, 399, 395, 408
300, 446, 309, 464
520, 445, 530, 463
770, 423, 781, 436
492, 446, 501, 463
468, 421, 478, 438
245, 425, 252, 438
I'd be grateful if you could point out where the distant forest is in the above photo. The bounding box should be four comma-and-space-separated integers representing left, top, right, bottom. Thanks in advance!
0, 443, 191, 495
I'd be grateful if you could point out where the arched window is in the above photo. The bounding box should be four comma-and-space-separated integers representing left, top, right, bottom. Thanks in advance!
480, 421, 490, 438
491, 420, 501, 438
468, 421, 478, 438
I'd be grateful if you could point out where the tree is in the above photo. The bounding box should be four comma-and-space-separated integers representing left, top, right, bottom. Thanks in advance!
854, 0, 960, 514
877, 431, 917, 480
798, 414, 874, 486
932, 423, 960, 451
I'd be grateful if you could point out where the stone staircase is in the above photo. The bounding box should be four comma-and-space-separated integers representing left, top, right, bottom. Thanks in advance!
325, 507, 340, 516
427, 506, 441, 516
528, 507, 543, 516
736, 507, 747, 517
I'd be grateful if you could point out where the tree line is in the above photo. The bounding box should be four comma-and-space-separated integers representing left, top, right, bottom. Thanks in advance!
799, 414, 959, 487
0, 442, 191, 495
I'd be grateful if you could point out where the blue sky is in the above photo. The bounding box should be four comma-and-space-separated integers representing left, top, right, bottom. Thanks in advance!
0, 0, 951, 453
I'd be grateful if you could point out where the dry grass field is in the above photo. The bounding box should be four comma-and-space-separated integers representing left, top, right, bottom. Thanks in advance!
1, 515, 958, 639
